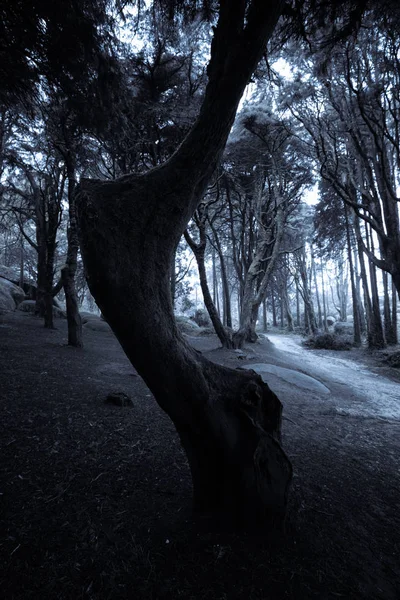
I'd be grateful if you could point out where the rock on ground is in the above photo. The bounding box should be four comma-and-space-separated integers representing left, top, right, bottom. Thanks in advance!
0, 278, 25, 314
175, 315, 201, 336
18, 299, 66, 318
83, 317, 111, 332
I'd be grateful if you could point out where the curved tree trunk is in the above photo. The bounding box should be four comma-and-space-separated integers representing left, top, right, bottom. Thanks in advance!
184, 228, 233, 348
77, 0, 291, 530
78, 179, 292, 528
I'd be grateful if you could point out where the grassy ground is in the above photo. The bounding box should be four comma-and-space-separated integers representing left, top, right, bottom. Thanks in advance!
1, 311, 399, 599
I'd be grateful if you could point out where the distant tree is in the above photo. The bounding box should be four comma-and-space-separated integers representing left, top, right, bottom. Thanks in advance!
2, 129, 65, 328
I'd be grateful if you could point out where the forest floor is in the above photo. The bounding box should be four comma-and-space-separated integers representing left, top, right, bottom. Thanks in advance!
1, 311, 400, 600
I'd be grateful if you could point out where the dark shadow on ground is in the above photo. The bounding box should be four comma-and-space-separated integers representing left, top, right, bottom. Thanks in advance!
1, 312, 399, 599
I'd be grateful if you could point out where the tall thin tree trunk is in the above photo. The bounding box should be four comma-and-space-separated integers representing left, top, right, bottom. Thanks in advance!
271, 291, 277, 327
355, 216, 385, 349
210, 224, 232, 328
353, 247, 366, 333
263, 299, 267, 332
344, 204, 361, 346
170, 246, 177, 310
63, 162, 83, 347
19, 236, 24, 290
212, 248, 217, 305
392, 277, 398, 345
282, 285, 294, 332
185, 227, 233, 348
383, 271, 397, 345
311, 248, 322, 328
367, 223, 385, 348
321, 263, 328, 332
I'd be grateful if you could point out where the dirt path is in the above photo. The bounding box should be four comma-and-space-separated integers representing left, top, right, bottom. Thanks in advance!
253, 334, 400, 420
1, 314, 400, 600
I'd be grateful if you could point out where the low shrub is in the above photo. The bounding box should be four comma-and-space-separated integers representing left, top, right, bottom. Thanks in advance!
303, 333, 353, 351
382, 351, 400, 368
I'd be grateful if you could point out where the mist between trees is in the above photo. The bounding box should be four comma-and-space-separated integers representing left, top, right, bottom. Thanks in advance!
1, 0, 400, 529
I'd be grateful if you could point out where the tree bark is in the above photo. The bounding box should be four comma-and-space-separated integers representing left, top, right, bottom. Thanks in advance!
77, 1, 291, 530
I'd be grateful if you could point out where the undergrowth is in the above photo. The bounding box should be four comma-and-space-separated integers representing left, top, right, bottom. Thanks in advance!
302, 332, 353, 351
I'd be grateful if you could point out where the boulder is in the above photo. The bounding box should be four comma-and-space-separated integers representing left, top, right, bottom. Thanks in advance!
79, 311, 101, 324
0, 277, 25, 305
175, 315, 201, 336
0, 282, 17, 313
0, 265, 36, 299
0, 265, 19, 281
0, 278, 25, 314
191, 308, 212, 328
326, 315, 336, 326
334, 321, 354, 335
17, 299, 66, 318
83, 318, 111, 332
53, 305, 66, 318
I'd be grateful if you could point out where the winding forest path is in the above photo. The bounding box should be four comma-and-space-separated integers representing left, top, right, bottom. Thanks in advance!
252, 333, 400, 420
